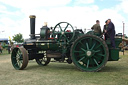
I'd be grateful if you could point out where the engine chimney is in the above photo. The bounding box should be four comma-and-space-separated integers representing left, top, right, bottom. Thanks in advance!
29, 15, 36, 39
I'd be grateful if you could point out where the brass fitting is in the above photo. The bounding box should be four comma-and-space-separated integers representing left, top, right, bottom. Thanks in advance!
29, 15, 36, 18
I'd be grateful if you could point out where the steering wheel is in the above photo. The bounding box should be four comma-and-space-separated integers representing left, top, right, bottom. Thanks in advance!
52, 22, 75, 43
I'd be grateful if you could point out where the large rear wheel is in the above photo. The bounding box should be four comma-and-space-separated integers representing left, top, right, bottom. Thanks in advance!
71, 35, 109, 72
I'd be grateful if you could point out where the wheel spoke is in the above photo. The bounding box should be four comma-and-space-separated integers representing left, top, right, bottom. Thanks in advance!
95, 43, 102, 49
86, 43, 89, 50
17, 50, 21, 54
18, 61, 21, 67
16, 53, 20, 58
94, 50, 101, 53
78, 56, 85, 62
86, 59, 90, 68
64, 23, 69, 32
14, 62, 18, 66
58, 34, 63, 41
93, 59, 99, 66
81, 48, 87, 52
79, 41, 86, 49
17, 50, 21, 58
79, 54, 86, 57
58, 24, 62, 31
91, 42, 96, 50
63, 34, 69, 42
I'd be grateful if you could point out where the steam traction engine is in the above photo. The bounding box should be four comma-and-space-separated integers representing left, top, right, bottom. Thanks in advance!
11, 15, 122, 72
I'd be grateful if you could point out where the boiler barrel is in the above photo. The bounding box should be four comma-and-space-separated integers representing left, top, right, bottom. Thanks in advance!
36, 42, 60, 51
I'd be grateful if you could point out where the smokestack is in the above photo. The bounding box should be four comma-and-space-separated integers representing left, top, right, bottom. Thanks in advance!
29, 15, 36, 39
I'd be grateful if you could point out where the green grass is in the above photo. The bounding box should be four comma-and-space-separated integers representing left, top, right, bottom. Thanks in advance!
0, 51, 128, 85
0, 49, 10, 55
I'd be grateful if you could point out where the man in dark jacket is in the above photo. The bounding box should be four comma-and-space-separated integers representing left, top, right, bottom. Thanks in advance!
103, 20, 109, 40
105, 19, 116, 48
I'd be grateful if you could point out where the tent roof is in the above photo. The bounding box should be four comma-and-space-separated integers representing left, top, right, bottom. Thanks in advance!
0, 38, 8, 41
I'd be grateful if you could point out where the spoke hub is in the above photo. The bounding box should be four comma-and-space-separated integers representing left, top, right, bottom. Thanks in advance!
86, 51, 92, 57
61, 31, 65, 35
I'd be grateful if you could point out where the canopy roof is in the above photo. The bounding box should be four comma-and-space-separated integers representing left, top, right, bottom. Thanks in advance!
0, 38, 8, 41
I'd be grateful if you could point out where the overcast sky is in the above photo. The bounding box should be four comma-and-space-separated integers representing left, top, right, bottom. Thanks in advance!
0, 0, 128, 39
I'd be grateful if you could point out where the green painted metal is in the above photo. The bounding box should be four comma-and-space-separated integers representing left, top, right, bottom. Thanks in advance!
40, 28, 47, 39
115, 38, 122, 48
36, 42, 60, 51
108, 48, 120, 61
105, 38, 122, 61
71, 35, 109, 72
106, 38, 122, 49
86, 31, 101, 36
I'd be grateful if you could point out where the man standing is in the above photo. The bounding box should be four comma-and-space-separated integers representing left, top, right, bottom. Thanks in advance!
91, 20, 102, 36
105, 19, 116, 48
103, 20, 109, 40
8, 44, 11, 54
0, 43, 2, 53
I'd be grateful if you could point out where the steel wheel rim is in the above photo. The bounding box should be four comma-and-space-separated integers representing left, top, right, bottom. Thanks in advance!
71, 35, 108, 72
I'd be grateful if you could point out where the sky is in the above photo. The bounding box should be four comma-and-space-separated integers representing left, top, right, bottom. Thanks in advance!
0, 0, 128, 39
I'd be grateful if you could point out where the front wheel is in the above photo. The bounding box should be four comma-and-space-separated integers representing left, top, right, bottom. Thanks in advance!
71, 35, 109, 72
11, 47, 28, 70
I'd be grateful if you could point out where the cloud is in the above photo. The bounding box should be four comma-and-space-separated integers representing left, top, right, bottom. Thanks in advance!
120, 0, 128, 14
114, 0, 128, 35
0, 0, 72, 9
0, 5, 7, 10
0, 0, 128, 39
74, 0, 94, 4
20, 6, 125, 38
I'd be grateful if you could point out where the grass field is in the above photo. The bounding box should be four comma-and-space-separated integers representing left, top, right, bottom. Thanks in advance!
0, 51, 128, 85
0, 49, 9, 55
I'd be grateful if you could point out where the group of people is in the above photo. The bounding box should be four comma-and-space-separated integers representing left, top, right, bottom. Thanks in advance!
41, 20, 116, 48
91, 19, 116, 48
0, 43, 11, 54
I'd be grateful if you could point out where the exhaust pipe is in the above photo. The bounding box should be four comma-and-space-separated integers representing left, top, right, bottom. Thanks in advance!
29, 15, 36, 39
